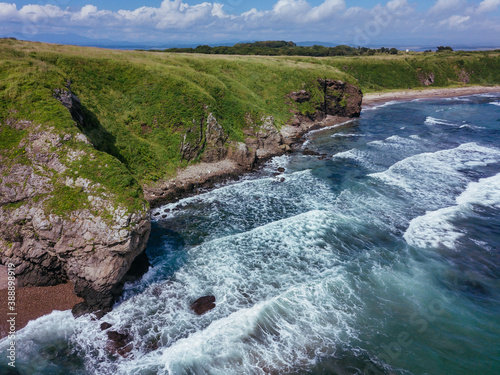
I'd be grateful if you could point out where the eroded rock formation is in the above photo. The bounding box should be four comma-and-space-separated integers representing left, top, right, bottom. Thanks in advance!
0, 119, 150, 316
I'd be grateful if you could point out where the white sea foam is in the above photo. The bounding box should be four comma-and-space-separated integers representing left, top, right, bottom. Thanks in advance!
404, 206, 464, 249
443, 97, 472, 102
424, 116, 456, 126
64, 209, 367, 374
489, 102, 500, 106
306, 119, 356, 136
369, 143, 500, 205
334, 134, 427, 173
331, 133, 364, 138
362, 100, 400, 112
404, 173, 500, 250
456, 173, 500, 208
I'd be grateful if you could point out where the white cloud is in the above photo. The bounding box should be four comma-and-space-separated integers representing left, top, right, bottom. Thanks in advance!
477, 0, 500, 13
386, 0, 414, 16
439, 14, 471, 28
307, 0, 346, 22
0, 2, 17, 20
0, 1, 498, 45
429, 0, 465, 14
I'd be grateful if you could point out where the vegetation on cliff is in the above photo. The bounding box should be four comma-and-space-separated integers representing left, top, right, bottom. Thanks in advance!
2, 40, 499, 187
1, 39, 499, 313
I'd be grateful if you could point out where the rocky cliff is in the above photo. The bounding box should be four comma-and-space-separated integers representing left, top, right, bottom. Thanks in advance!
1, 77, 360, 317
144, 79, 362, 206
0, 107, 151, 316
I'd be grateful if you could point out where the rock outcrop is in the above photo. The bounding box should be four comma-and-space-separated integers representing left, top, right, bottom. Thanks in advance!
417, 69, 435, 86
0, 117, 151, 316
317, 79, 363, 118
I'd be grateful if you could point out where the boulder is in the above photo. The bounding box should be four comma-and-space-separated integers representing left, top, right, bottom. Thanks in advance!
190, 295, 216, 315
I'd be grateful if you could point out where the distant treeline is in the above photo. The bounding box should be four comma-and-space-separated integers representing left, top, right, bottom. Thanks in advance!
156, 41, 400, 56
151, 41, 453, 56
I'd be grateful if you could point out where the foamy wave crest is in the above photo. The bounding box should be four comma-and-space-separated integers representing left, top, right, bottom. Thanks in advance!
68, 209, 365, 374
369, 143, 500, 206
331, 133, 364, 138
127, 277, 356, 375
362, 100, 400, 112
489, 102, 500, 106
424, 116, 456, 126
404, 173, 500, 250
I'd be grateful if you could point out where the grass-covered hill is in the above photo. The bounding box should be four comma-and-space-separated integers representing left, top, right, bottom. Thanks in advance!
1, 39, 500, 192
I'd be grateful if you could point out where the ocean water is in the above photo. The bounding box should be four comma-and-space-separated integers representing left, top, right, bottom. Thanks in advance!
1, 93, 500, 375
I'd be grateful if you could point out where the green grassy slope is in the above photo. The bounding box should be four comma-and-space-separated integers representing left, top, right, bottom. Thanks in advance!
1, 39, 499, 194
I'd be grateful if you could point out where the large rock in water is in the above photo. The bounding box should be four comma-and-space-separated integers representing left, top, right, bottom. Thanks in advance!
0, 116, 151, 316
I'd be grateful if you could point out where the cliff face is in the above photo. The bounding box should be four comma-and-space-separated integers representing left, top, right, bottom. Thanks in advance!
0, 118, 150, 316
144, 79, 362, 207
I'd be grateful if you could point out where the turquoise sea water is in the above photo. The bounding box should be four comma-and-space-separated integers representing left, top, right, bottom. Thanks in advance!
1, 93, 500, 374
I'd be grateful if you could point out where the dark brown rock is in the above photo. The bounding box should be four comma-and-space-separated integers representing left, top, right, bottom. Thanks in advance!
277, 167, 285, 173
317, 79, 363, 118
417, 69, 435, 86
289, 90, 311, 103
107, 330, 134, 357
302, 149, 319, 156
100, 322, 113, 330
190, 295, 216, 315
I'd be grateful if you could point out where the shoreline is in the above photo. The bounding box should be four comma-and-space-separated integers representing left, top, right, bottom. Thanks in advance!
2, 85, 500, 337
363, 85, 500, 106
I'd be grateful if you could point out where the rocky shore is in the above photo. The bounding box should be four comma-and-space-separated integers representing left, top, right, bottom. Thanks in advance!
145, 79, 362, 207
0, 79, 363, 328
4, 80, 500, 332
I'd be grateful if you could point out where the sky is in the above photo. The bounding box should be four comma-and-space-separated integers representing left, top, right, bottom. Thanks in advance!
1, 1, 499, 47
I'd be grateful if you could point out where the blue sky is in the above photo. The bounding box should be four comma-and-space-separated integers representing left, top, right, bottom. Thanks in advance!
1, 1, 499, 47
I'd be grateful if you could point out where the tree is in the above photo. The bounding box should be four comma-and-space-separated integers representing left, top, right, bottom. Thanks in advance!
437, 46, 453, 52
389, 48, 398, 55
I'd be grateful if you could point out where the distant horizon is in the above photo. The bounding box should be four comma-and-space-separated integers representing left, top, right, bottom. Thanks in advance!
1, 1, 499, 47
3, 35, 500, 53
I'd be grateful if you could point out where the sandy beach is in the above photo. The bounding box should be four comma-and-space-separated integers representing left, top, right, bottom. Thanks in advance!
0, 265, 82, 339
363, 86, 500, 106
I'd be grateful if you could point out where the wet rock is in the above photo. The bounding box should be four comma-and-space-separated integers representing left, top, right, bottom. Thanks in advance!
277, 167, 285, 173
302, 149, 319, 156
190, 295, 216, 315
107, 330, 134, 358
100, 322, 112, 330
